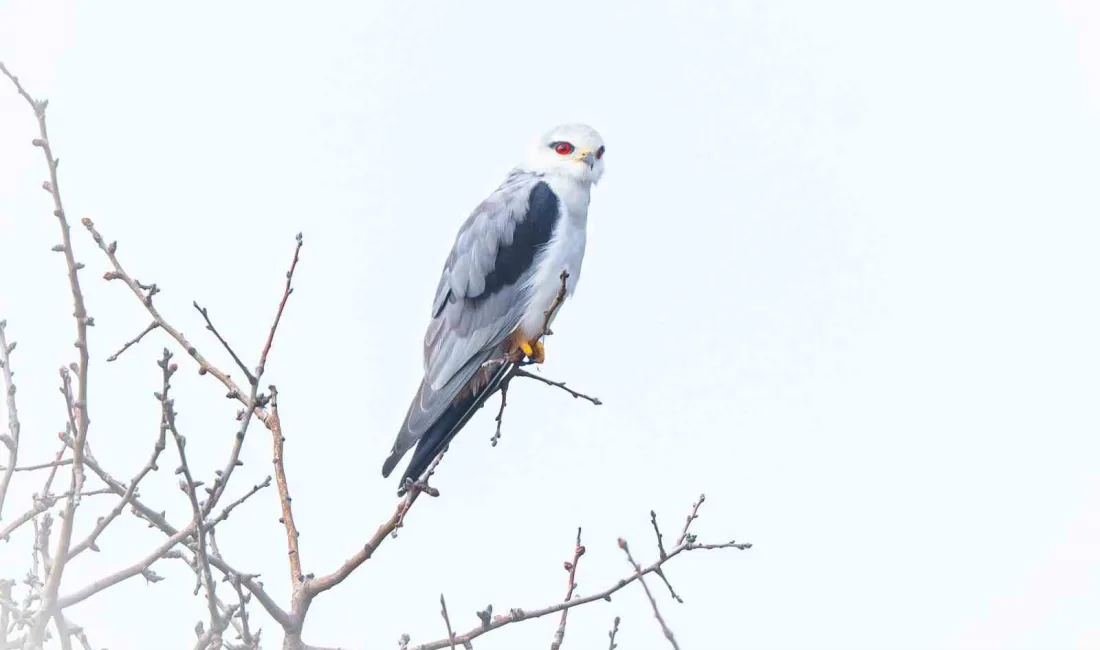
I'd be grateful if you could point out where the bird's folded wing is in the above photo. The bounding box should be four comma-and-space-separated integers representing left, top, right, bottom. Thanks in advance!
384, 171, 562, 469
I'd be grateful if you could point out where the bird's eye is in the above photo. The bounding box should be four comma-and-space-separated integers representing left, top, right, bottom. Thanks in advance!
596, 146, 605, 160
552, 141, 574, 155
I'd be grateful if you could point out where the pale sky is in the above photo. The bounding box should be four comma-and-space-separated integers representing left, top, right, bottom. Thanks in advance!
2, 2, 1099, 649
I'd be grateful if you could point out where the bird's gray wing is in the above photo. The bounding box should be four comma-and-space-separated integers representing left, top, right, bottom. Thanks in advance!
381, 171, 562, 477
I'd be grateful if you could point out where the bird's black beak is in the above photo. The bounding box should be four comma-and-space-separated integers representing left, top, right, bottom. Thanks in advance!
579, 151, 596, 169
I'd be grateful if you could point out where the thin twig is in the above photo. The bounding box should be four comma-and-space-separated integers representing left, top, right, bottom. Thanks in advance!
1, 64, 93, 644
163, 349, 221, 640
651, 511, 668, 560
106, 320, 158, 362
538, 270, 571, 341
0, 320, 21, 519
0, 459, 73, 473
490, 376, 510, 447
677, 494, 705, 545
0, 494, 54, 543
256, 232, 302, 381
607, 616, 620, 650
619, 538, 679, 650
165, 546, 253, 648
66, 384, 169, 559
229, 574, 257, 649
193, 302, 255, 385
439, 594, 456, 650
205, 476, 272, 529
269, 386, 302, 585
40, 438, 69, 498
510, 369, 602, 406
549, 527, 586, 650
200, 387, 259, 518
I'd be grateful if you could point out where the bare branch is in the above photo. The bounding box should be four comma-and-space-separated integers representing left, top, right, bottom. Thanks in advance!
82, 218, 274, 427
203, 234, 302, 519
200, 387, 259, 519
52, 611, 73, 650
0, 459, 73, 473
538, 270, 570, 342
305, 449, 446, 600
257, 232, 302, 381
650, 511, 668, 560
106, 321, 158, 362
0, 579, 15, 648
269, 386, 303, 587
162, 349, 221, 641
649, 511, 683, 603
677, 494, 705, 546
39, 438, 69, 498
0, 494, 54, 543
56, 524, 196, 609
71, 442, 293, 629
550, 527, 586, 650
0, 320, 21, 519
510, 369, 602, 406
619, 538, 678, 650
57, 615, 96, 650
66, 381, 169, 560
408, 501, 750, 650
205, 476, 272, 529
490, 269, 600, 447
193, 302, 256, 385
0, 65, 94, 645
229, 573, 258, 649
490, 376, 510, 447
439, 594, 456, 650
607, 616, 621, 650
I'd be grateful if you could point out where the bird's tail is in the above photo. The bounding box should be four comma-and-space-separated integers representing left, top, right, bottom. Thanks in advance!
393, 360, 514, 495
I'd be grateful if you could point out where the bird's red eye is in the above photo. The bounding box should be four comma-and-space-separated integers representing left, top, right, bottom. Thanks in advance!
596, 146, 605, 159
553, 141, 574, 155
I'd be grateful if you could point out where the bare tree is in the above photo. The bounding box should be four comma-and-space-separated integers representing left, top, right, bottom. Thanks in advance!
0, 63, 751, 650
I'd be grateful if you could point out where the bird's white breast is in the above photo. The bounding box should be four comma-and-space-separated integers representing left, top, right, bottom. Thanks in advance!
519, 176, 591, 337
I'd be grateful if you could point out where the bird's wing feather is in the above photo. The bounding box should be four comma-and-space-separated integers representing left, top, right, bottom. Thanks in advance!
382, 172, 561, 476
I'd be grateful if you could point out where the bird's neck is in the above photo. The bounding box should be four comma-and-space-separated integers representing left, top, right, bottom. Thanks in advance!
543, 174, 592, 224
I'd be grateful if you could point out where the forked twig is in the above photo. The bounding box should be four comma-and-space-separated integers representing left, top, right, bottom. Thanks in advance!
550, 528, 586, 650
620, 538, 679, 649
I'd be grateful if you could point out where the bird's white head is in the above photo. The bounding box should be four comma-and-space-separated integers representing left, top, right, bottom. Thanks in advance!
520, 123, 606, 185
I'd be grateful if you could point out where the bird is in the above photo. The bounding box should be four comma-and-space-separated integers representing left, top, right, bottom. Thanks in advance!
381, 123, 606, 494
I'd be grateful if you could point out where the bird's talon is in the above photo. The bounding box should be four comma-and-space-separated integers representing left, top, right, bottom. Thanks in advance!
522, 340, 545, 364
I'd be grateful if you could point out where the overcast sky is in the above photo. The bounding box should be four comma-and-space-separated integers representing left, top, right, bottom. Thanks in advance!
2, 1, 1099, 649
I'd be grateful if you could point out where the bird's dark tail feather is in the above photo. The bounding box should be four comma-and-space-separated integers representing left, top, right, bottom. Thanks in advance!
395, 361, 513, 495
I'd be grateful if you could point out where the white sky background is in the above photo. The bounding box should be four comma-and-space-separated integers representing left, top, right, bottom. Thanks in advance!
1, 1, 1099, 648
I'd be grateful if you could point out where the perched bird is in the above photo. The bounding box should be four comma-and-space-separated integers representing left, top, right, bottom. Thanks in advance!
381, 123, 606, 493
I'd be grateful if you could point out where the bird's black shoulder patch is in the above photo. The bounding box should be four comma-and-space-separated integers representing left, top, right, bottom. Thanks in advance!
474, 181, 559, 300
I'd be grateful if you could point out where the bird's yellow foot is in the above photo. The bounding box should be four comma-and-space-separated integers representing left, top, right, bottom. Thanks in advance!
519, 339, 546, 364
